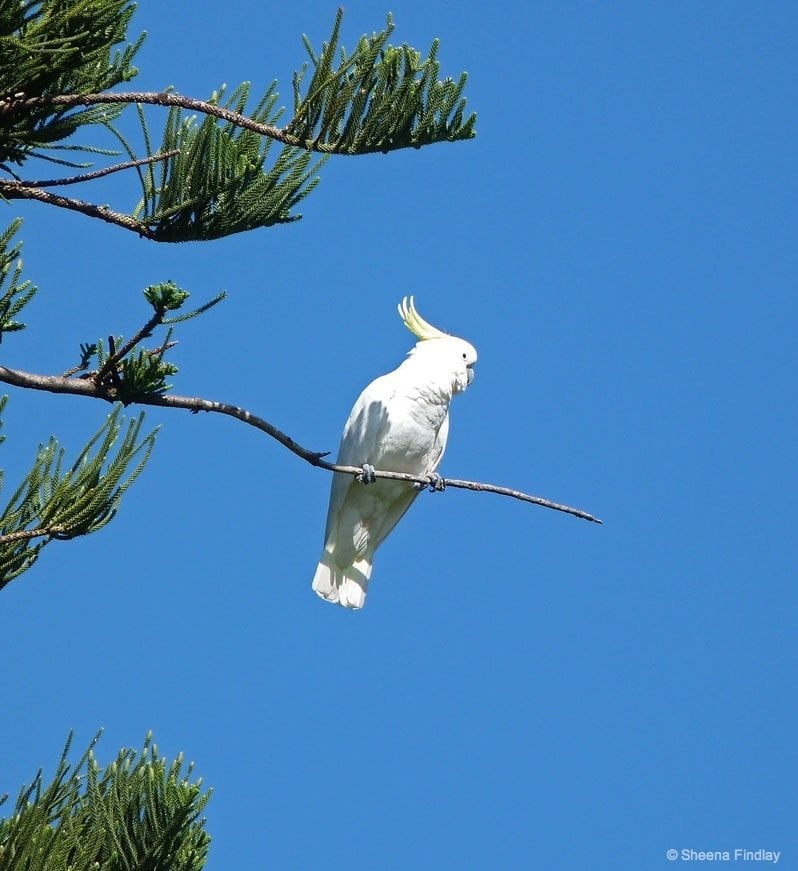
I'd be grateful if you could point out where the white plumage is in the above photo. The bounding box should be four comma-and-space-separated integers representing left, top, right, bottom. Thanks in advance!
311, 297, 477, 609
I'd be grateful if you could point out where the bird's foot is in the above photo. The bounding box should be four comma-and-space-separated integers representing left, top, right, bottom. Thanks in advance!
358, 463, 377, 484
427, 472, 446, 492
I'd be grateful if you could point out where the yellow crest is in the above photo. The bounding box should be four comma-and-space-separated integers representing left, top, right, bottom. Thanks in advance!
398, 296, 449, 340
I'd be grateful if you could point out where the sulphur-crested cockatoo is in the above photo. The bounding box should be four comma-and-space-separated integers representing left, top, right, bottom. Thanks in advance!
311, 296, 477, 609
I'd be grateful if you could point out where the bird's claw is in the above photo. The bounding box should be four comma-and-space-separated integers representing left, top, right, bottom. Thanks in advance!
427, 472, 446, 492
358, 463, 377, 484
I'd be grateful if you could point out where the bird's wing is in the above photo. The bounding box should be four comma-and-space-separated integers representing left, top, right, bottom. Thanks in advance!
329, 476, 416, 567
428, 411, 450, 474
323, 375, 396, 543
367, 483, 419, 554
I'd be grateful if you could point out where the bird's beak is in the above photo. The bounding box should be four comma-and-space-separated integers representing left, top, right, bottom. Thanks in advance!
466, 366, 475, 385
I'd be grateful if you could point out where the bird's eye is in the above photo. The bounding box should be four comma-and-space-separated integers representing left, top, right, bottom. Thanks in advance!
462, 352, 467, 359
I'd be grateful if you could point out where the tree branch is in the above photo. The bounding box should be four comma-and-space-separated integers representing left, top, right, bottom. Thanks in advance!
0, 364, 603, 524
0, 90, 455, 156
0, 150, 180, 188
0, 525, 66, 545
0, 182, 155, 238
93, 309, 164, 387
1, 92, 331, 152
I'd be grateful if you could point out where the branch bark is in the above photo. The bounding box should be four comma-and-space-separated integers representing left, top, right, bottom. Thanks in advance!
0, 526, 65, 544
0, 183, 155, 238
0, 364, 603, 524
1, 92, 339, 153
0, 150, 180, 188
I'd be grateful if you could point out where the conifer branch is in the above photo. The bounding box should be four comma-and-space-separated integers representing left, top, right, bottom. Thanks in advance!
0, 9, 476, 242
0, 364, 603, 524
0, 401, 157, 588
0, 730, 211, 868
1, 82, 472, 155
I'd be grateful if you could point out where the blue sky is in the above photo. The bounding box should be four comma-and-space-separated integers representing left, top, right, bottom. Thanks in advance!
1, 2, 795, 869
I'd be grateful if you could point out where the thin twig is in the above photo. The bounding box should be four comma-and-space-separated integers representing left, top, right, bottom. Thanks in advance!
104, 336, 124, 393
0, 150, 180, 188
0, 364, 603, 524
0, 182, 155, 238
94, 311, 164, 387
62, 342, 177, 378
146, 340, 178, 357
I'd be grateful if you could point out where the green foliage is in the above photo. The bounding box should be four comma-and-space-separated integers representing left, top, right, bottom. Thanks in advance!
0, 268, 222, 588
287, 9, 476, 153
0, 265, 225, 587
81, 282, 225, 401
143, 281, 190, 313
0, 0, 143, 168
0, 218, 36, 339
158, 292, 226, 326
1, 3, 476, 240
0, 403, 157, 589
117, 343, 178, 400
134, 83, 325, 241
0, 731, 212, 871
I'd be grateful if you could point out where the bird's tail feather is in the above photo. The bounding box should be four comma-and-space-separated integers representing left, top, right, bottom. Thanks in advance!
312, 549, 373, 610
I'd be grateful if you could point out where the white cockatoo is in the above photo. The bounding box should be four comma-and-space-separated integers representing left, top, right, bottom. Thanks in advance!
311, 297, 477, 609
